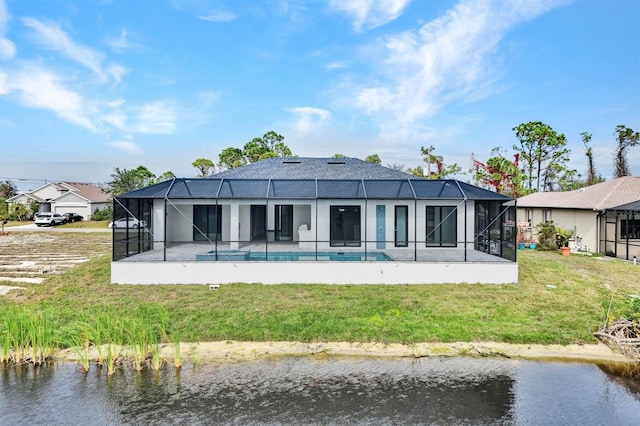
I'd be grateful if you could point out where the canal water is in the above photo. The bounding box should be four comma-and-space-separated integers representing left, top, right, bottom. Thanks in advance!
1, 357, 639, 425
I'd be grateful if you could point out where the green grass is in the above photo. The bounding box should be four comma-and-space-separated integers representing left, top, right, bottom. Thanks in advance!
2, 246, 639, 347
62, 220, 110, 229
2, 221, 27, 228
0, 220, 109, 228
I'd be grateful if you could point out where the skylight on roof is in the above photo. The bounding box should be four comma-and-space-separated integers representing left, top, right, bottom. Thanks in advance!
327, 161, 345, 165
282, 160, 301, 164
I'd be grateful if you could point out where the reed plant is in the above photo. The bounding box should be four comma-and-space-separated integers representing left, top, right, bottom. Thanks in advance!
0, 306, 57, 365
171, 337, 182, 369
59, 318, 94, 373
127, 317, 151, 371
95, 309, 128, 375
25, 308, 56, 366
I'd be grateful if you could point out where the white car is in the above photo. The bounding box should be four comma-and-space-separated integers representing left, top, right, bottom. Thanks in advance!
109, 217, 147, 229
35, 212, 66, 227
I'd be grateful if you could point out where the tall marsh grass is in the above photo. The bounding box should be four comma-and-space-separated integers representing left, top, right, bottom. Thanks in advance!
0, 306, 56, 365
0, 304, 181, 375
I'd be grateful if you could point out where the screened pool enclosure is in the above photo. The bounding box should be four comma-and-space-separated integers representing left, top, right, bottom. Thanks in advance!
112, 178, 517, 270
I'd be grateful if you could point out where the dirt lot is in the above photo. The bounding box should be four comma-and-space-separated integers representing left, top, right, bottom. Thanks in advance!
0, 232, 111, 285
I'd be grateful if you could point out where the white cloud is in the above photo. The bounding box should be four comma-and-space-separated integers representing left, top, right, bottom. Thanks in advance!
198, 10, 237, 22
0, 70, 7, 94
287, 106, 331, 135
108, 139, 141, 153
131, 101, 176, 134
345, 0, 566, 130
0, 63, 178, 136
329, 0, 411, 32
197, 90, 220, 107
107, 29, 134, 52
0, 0, 16, 59
4, 65, 98, 131
326, 61, 346, 69
21, 17, 125, 84
107, 63, 129, 85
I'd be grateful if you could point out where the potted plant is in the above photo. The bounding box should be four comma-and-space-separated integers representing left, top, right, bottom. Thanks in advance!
556, 227, 573, 256
517, 230, 526, 249
528, 239, 537, 249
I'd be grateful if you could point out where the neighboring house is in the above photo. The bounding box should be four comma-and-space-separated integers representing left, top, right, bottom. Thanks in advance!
516, 176, 640, 260
112, 158, 518, 285
6, 182, 110, 220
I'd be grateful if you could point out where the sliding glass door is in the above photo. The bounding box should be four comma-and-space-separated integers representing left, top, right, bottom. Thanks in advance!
426, 206, 457, 247
193, 205, 221, 241
275, 204, 294, 241
330, 206, 361, 247
250, 205, 267, 240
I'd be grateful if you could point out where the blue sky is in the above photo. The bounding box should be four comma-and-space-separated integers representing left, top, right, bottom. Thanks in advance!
0, 0, 638, 192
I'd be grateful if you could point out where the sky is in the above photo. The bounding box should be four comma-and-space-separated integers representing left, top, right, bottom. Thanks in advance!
0, 0, 638, 192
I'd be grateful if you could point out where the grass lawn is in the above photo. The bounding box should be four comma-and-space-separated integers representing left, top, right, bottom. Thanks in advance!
2, 221, 27, 227
1, 233, 639, 346
1, 220, 109, 228
62, 220, 110, 229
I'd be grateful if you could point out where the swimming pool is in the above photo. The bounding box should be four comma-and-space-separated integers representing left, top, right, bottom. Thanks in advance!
195, 250, 393, 262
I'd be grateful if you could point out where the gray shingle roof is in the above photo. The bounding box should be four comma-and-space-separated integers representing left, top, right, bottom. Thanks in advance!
516, 176, 640, 210
118, 157, 511, 201
210, 157, 415, 180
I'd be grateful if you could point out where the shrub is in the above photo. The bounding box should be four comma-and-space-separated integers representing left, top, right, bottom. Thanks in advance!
535, 221, 557, 250
92, 205, 114, 221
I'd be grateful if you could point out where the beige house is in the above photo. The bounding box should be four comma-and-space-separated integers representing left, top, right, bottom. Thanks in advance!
516, 176, 640, 260
6, 182, 110, 220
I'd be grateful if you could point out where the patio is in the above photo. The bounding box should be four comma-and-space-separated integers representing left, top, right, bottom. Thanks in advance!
117, 240, 513, 263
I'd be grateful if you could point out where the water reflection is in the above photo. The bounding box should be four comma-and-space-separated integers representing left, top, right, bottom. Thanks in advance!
1, 357, 639, 425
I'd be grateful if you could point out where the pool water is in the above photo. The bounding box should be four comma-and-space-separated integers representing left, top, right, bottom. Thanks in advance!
196, 250, 392, 261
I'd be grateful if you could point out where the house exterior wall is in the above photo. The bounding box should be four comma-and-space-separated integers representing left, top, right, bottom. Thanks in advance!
32, 185, 66, 201
166, 203, 193, 242
517, 207, 598, 251
7, 194, 34, 206
153, 198, 479, 249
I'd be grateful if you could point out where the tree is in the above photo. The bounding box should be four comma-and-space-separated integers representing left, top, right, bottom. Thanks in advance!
218, 131, 293, 169
155, 171, 176, 184
613, 125, 640, 178
243, 131, 291, 163
9, 202, 28, 221
332, 153, 347, 158
581, 132, 600, 186
386, 163, 406, 172
192, 158, 215, 178
0, 180, 17, 199
106, 166, 156, 195
365, 154, 381, 164
28, 200, 40, 217
513, 122, 571, 192
472, 148, 525, 196
408, 146, 462, 179
218, 147, 246, 170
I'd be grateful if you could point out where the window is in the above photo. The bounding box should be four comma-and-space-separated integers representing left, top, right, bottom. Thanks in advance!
330, 206, 361, 247
543, 209, 552, 222
193, 205, 221, 241
426, 206, 457, 247
526, 209, 533, 224
620, 219, 640, 239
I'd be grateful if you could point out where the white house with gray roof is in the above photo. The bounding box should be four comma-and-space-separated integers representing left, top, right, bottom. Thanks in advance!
516, 176, 640, 260
6, 181, 110, 220
111, 158, 518, 285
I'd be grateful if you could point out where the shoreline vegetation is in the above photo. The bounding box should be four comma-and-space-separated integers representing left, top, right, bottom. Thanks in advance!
1, 232, 640, 372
